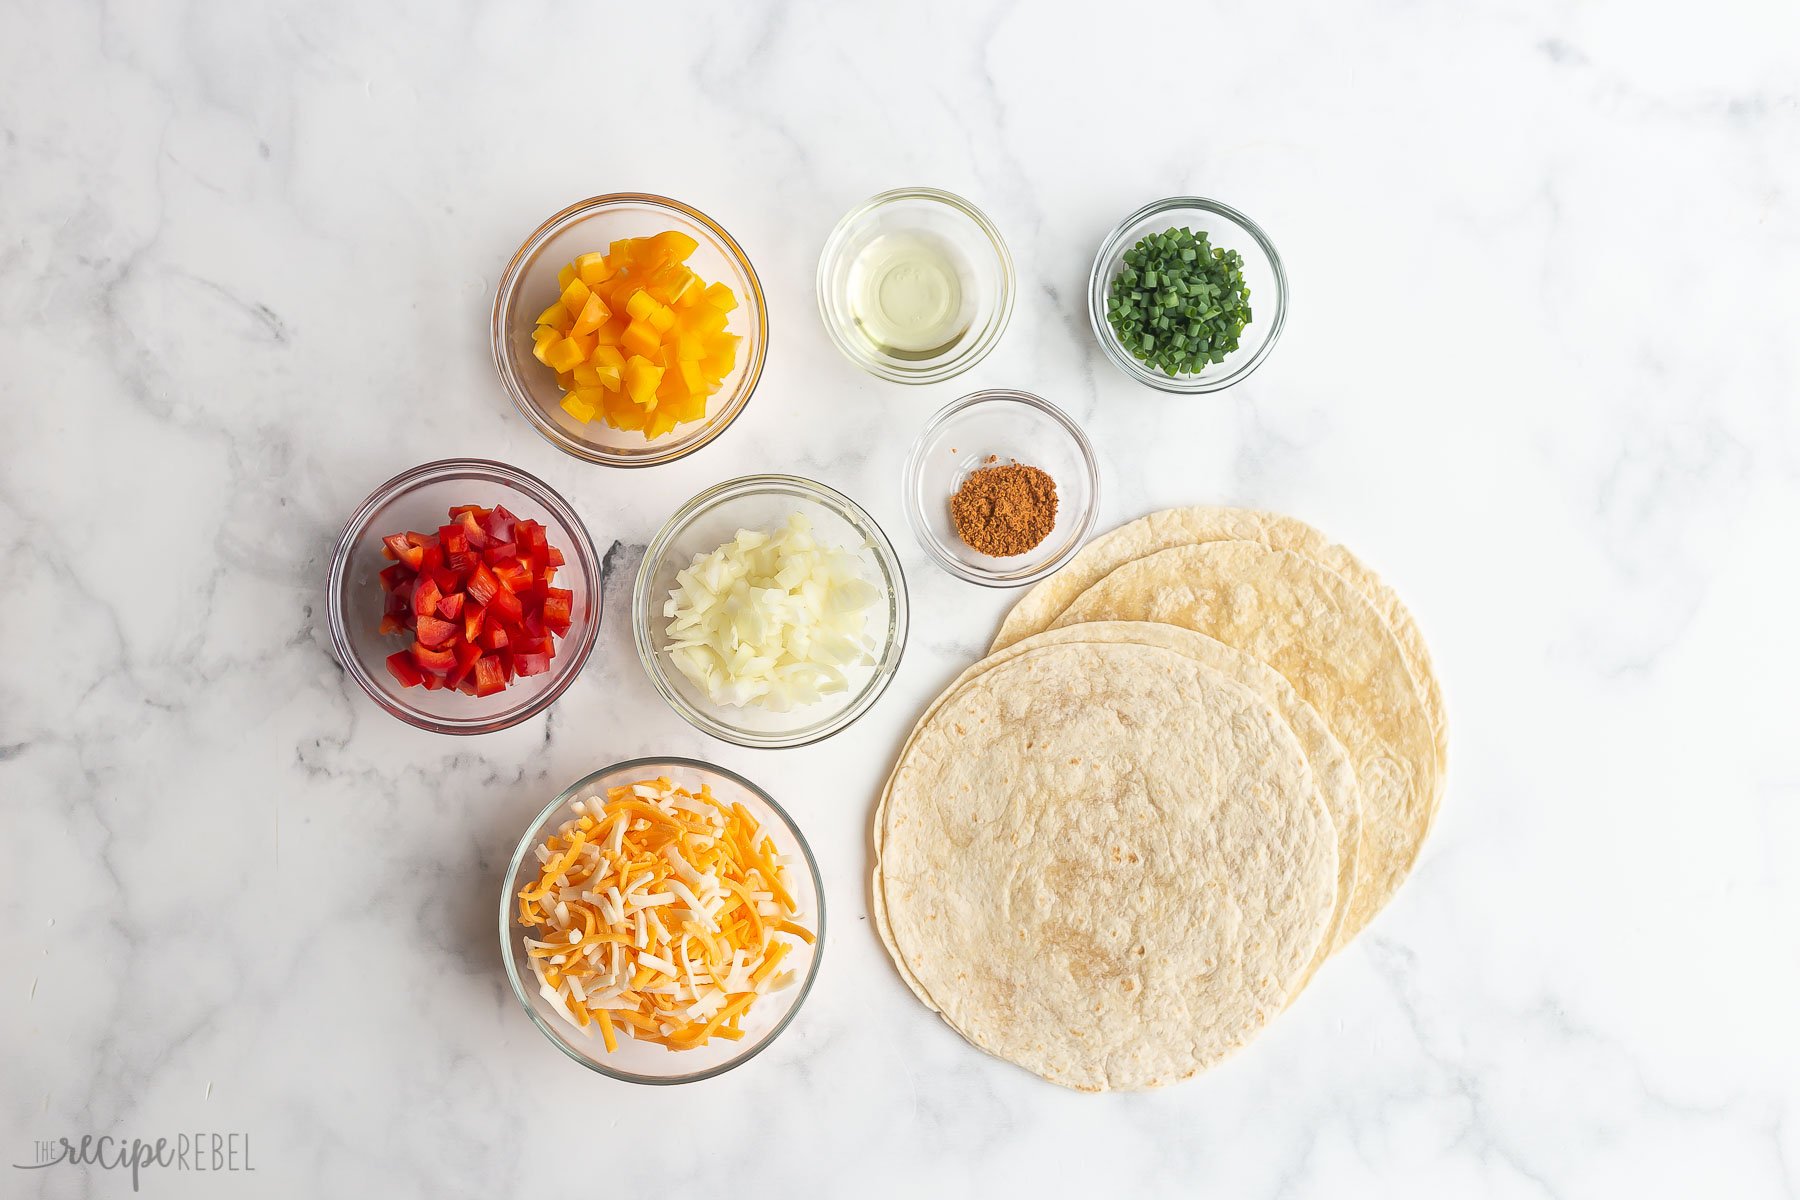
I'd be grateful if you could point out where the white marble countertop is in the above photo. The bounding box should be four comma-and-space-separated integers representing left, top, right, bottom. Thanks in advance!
4, 2, 1798, 1197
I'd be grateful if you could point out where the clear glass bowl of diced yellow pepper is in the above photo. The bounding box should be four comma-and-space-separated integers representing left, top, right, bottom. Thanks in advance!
492, 194, 769, 468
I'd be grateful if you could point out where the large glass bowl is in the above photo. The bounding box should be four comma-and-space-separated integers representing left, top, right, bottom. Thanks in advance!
499, 758, 825, 1084
816, 187, 1014, 385
492, 194, 768, 467
325, 458, 601, 734
1088, 196, 1287, 394
903, 389, 1100, 587
633, 475, 909, 748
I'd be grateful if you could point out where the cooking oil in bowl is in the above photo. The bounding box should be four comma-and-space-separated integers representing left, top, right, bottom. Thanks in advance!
846, 231, 972, 359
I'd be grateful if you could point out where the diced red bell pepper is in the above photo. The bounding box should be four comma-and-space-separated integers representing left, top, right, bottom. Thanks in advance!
465, 562, 501, 605
419, 671, 445, 690
457, 510, 492, 550
420, 543, 445, 573
482, 508, 515, 543
410, 640, 457, 672
436, 591, 465, 620
481, 623, 509, 652
385, 651, 425, 688
546, 546, 566, 567
430, 564, 462, 595
381, 533, 425, 569
492, 562, 531, 594
378, 563, 411, 593
497, 651, 515, 683
517, 520, 548, 555
472, 656, 505, 697
463, 602, 485, 644
482, 541, 519, 565
542, 590, 572, 634
487, 583, 524, 625
378, 613, 405, 636
513, 650, 551, 677
447, 640, 483, 688
412, 576, 442, 618
447, 504, 487, 519
455, 675, 477, 696
415, 614, 458, 648
439, 524, 468, 554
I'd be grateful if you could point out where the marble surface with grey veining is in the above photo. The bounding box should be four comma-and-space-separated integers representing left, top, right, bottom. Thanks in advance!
3, 1, 1798, 1196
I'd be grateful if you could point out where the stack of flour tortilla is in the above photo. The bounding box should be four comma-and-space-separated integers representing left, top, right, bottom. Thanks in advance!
873, 507, 1446, 1091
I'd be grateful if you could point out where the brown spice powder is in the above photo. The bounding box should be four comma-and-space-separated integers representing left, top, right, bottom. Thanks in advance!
950, 458, 1059, 557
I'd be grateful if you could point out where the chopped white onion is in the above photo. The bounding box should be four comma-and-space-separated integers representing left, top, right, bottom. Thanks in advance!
663, 513, 881, 710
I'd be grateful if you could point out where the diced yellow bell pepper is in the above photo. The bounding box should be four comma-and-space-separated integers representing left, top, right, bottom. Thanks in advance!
593, 317, 626, 348
558, 264, 577, 289
560, 392, 597, 424
672, 334, 703, 362
669, 389, 708, 424
646, 263, 697, 306
621, 320, 661, 360
536, 303, 574, 333
591, 345, 626, 390
647, 303, 676, 334
623, 355, 663, 407
556, 370, 576, 390
703, 282, 738, 312
604, 389, 646, 430
571, 292, 609, 337
544, 337, 587, 373
568, 332, 597, 360
645, 230, 699, 264
700, 336, 737, 378
574, 252, 609, 286
560, 277, 592, 316
645, 405, 679, 440
681, 305, 728, 337
532, 338, 556, 365
571, 364, 600, 387
678, 359, 705, 396
624, 289, 657, 323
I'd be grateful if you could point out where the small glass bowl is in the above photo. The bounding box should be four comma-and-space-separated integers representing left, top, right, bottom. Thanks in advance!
816, 187, 1014, 385
903, 390, 1100, 587
633, 475, 908, 748
500, 758, 825, 1084
325, 458, 602, 734
491, 194, 768, 467
1088, 196, 1288, 393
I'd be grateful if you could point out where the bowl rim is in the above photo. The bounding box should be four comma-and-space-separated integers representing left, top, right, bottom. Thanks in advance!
815, 186, 1016, 386
324, 457, 602, 735
902, 388, 1102, 588
1087, 195, 1288, 394
632, 473, 910, 748
490, 192, 769, 468
497, 756, 827, 1085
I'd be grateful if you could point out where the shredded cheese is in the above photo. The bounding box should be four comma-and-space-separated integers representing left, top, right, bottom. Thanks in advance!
518, 776, 811, 1051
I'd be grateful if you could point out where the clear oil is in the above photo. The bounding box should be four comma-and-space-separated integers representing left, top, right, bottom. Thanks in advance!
846, 231, 971, 360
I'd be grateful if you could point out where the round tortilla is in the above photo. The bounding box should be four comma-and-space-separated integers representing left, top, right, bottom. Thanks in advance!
872, 621, 1361, 1008
990, 506, 1446, 795
878, 642, 1338, 1091
1051, 544, 1436, 941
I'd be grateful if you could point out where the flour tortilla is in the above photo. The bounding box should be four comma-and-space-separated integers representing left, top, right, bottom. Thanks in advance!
879, 643, 1338, 1091
872, 621, 1360, 1008
991, 506, 1446, 796
1051, 544, 1436, 941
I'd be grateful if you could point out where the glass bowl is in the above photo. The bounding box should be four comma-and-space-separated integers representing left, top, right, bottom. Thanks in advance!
633, 475, 908, 748
491, 194, 768, 467
1087, 196, 1287, 394
903, 389, 1100, 587
816, 187, 1014, 385
499, 758, 825, 1084
325, 458, 602, 734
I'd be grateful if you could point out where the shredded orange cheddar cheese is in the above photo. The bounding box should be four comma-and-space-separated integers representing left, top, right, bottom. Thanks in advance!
519, 777, 811, 1050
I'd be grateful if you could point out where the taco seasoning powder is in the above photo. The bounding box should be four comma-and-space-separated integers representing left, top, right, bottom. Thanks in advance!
949, 457, 1059, 557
